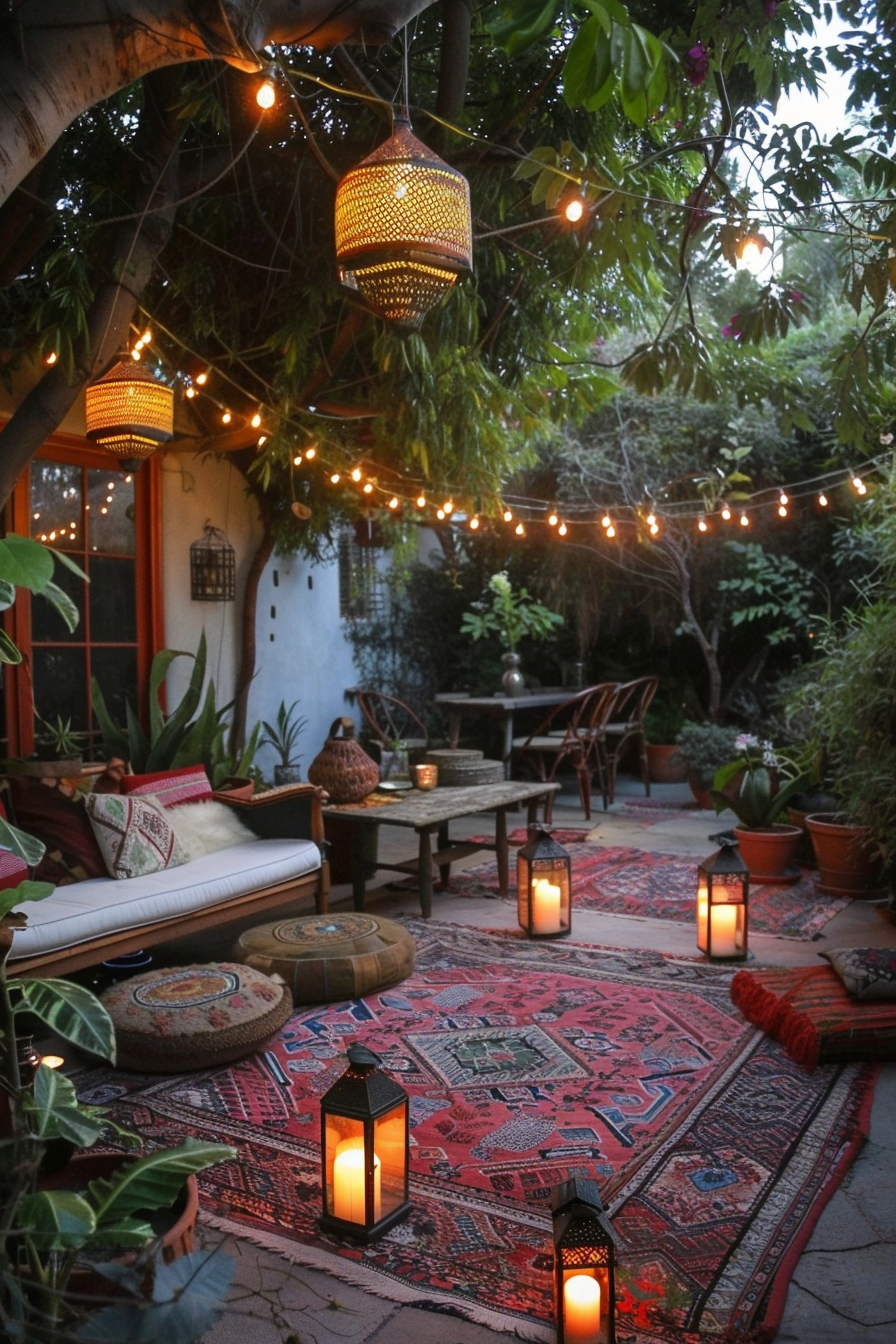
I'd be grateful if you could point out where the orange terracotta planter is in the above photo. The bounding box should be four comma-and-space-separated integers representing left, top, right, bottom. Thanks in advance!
805, 813, 889, 898
734, 823, 802, 884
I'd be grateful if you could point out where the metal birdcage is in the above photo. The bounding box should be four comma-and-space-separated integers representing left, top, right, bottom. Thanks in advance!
190, 524, 235, 602
85, 360, 174, 462
334, 116, 472, 331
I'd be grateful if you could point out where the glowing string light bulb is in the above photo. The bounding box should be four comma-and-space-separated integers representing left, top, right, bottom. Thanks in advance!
251, 412, 262, 429
601, 513, 612, 529
739, 512, 749, 527
330, 473, 341, 484
851, 472, 867, 495
469, 516, 480, 530
305, 446, 316, 460
515, 522, 525, 536
697, 513, 708, 533
503, 508, 513, 523
351, 467, 363, 482
222, 410, 232, 425
362, 482, 374, 495
388, 496, 399, 509
720, 503, 732, 521
256, 73, 276, 109
818, 491, 828, 507
558, 521, 567, 536
436, 508, 445, 520
547, 511, 558, 527
416, 494, 426, 508
606, 524, 616, 539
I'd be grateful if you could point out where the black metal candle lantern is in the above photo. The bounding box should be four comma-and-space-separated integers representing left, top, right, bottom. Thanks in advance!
190, 523, 235, 601
697, 835, 749, 960
319, 1043, 410, 1242
517, 824, 572, 938
552, 1178, 618, 1344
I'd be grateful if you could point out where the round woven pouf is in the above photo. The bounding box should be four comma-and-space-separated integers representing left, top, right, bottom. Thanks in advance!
232, 912, 416, 1004
101, 962, 293, 1073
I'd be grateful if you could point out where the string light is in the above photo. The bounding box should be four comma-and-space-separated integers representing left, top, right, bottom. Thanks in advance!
351, 467, 363, 482
221, 410, 232, 424
195, 370, 208, 386
251, 411, 262, 428
362, 481, 374, 494
44, 351, 57, 366
514, 521, 525, 535
740, 512, 749, 527
256, 72, 277, 110
388, 496, 399, 509
547, 510, 558, 527
851, 471, 867, 495
558, 521, 567, 536
606, 523, 616, 538
818, 491, 828, 506
330, 472, 341, 484
720, 503, 732, 521
416, 494, 426, 508
503, 508, 513, 522
443, 500, 454, 514
469, 515, 480, 530
601, 513, 612, 529
305, 445, 316, 460
562, 193, 585, 223
697, 513, 708, 532
436, 507, 446, 520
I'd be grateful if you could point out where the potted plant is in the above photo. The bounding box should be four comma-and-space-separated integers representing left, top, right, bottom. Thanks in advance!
644, 697, 689, 783
673, 722, 740, 807
0, 812, 235, 1340
15, 714, 87, 780
710, 734, 813, 882
260, 698, 308, 785
460, 571, 563, 696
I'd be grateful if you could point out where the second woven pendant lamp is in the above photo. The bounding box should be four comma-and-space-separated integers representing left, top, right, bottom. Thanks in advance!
334, 114, 473, 331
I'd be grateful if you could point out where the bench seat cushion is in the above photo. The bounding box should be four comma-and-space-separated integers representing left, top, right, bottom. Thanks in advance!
8, 839, 321, 963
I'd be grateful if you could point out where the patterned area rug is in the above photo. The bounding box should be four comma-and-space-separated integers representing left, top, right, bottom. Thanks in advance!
452, 844, 848, 940
79, 923, 875, 1343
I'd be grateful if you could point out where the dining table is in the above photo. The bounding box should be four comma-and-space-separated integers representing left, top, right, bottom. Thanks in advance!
434, 688, 575, 778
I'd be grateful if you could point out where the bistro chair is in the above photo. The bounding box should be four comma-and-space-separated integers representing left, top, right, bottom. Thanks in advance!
352, 689, 430, 759
511, 683, 616, 824
599, 675, 659, 804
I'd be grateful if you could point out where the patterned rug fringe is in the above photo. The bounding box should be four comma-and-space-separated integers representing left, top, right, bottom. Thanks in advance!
199, 1211, 554, 1341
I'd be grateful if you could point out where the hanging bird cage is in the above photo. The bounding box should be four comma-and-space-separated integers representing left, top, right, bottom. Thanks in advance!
334, 116, 473, 330
85, 360, 174, 462
190, 524, 235, 602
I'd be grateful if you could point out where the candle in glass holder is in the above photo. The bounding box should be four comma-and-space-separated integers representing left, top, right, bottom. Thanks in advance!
710, 904, 738, 957
563, 1273, 601, 1344
532, 877, 562, 934
414, 763, 438, 790
40, 1054, 65, 1070
332, 1137, 381, 1223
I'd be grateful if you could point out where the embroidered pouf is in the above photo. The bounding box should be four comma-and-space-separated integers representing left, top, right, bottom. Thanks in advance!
231, 912, 415, 1004
101, 962, 293, 1072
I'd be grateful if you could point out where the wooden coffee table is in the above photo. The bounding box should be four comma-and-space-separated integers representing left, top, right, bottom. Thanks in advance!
322, 781, 560, 918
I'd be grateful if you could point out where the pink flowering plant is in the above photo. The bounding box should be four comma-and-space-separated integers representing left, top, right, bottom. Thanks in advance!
710, 733, 812, 829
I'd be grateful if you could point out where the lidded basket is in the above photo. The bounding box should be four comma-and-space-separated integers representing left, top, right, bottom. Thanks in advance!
308, 717, 380, 803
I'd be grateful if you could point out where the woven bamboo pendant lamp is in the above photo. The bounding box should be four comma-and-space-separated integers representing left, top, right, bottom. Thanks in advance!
85, 360, 174, 463
334, 114, 473, 330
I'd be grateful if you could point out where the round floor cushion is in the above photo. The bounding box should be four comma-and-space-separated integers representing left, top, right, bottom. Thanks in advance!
101, 962, 293, 1073
232, 912, 416, 1004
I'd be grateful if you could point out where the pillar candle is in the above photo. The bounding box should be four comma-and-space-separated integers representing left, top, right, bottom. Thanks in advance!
563, 1273, 601, 1344
710, 903, 738, 957
332, 1138, 381, 1223
532, 877, 562, 934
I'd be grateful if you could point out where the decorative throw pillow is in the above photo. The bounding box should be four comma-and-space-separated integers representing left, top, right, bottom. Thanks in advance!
6, 776, 107, 885
86, 792, 189, 880
0, 847, 29, 893
168, 800, 258, 860
819, 947, 896, 1001
121, 765, 213, 808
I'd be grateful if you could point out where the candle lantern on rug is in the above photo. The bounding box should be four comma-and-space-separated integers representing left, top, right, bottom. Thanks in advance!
697, 835, 749, 961
518, 824, 571, 938
552, 1177, 618, 1344
319, 1043, 410, 1242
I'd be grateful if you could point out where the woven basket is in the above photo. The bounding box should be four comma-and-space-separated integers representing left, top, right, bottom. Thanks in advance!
436, 758, 504, 787
307, 717, 380, 803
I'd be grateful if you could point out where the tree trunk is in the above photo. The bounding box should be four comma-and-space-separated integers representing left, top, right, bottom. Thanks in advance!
0, 68, 183, 508
0, 1, 439, 206
230, 520, 276, 754
436, 0, 472, 122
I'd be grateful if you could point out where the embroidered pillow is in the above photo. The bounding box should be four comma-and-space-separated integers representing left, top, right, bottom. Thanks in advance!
86, 792, 189, 880
0, 847, 29, 893
121, 765, 213, 808
820, 947, 896, 1001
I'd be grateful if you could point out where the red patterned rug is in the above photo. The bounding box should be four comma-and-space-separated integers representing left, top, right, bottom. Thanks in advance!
452, 844, 847, 940
79, 923, 875, 1343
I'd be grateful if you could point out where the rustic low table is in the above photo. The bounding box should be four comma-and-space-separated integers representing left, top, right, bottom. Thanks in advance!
322, 781, 559, 918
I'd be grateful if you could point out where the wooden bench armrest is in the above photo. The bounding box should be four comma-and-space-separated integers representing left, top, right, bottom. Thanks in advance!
213, 782, 326, 845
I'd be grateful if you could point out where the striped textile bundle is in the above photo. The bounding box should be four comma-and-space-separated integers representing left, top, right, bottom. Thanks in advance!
731, 963, 896, 1071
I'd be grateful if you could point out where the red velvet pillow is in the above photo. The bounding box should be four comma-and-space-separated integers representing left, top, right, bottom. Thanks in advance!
6, 777, 107, 885
121, 765, 213, 808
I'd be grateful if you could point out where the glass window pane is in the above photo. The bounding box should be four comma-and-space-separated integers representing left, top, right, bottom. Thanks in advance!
32, 647, 88, 733
88, 557, 136, 643
30, 462, 82, 550
91, 648, 138, 732
30, 561, 86, 643
87, 469, 135, 555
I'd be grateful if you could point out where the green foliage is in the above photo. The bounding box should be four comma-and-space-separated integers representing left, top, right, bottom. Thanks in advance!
90, 634, 261, 787
711, 736, 813, 827
260, 701, 308, 768
674, 721, 740, 788
718, 542, 819, 647
0, 535, 87, 665
460, 571, 564, 651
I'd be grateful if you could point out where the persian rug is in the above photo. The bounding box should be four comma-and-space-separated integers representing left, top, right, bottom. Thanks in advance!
731, 964, 896, 1071
451, 844, 848, 940
80, 922, 876, 1343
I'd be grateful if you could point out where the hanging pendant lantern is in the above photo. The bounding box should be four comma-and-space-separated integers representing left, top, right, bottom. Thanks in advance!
190, 523, 236, 602
85, 360, 174, 464
334, 115, 473, 331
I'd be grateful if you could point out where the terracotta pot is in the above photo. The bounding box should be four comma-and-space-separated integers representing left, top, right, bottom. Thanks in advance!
688, 767, 744, 811
734, 823, 802, 884
804, 812, 889, 898
646, 743, 687, 784
36, 1151, 199, 1297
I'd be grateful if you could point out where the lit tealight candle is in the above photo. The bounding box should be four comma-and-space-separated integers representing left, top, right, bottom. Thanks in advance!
563, 1273, 601, 1344
332, 1137, 381, 1223
40, 1055, 65, 1070
532, 877, 562, 934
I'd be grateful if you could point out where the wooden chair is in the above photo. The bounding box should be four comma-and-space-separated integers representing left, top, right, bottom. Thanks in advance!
599, 675, 659, 804
353, 689, 430, 757
511, 683, 617, 824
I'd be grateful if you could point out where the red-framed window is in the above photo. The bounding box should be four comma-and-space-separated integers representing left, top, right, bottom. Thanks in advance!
2, 433, 163, 758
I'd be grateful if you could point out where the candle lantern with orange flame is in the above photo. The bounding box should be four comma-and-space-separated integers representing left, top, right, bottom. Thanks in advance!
552, 1177, 618, 1344
517, 824, 571, 938
697, 835, 749, 960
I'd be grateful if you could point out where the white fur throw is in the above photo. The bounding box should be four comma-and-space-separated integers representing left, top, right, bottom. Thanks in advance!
169, 800, 259, 860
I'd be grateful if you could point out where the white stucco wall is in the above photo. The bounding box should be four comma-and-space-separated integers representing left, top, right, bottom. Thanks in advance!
159, 452, 359, 784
